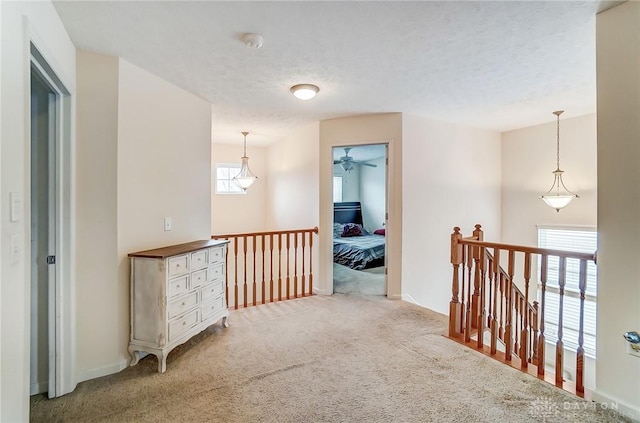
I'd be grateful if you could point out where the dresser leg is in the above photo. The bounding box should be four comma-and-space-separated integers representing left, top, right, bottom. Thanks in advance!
158, 353, 167, 373
128, 346, 140, 367
222, 315, 230, 328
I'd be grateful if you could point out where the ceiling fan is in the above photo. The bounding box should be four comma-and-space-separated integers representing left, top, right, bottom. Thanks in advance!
334, 147, 378, 172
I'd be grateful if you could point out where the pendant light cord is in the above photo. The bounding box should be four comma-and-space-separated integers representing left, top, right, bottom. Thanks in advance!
556, 113, 560, 171
242, 131, 249, 157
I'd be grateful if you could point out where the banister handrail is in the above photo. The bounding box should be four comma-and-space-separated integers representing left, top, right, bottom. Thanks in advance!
212, 226, 319, 240
459, 238, 596, 262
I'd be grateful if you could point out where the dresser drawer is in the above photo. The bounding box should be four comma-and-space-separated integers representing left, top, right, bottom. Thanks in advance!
168, 309, 199, 342
191, 269, 207, 289
208, 263, 225, 281
168, 291, 198, 319
202, 296, 225, 320
168, 254, 189, 277
201, 280, 225, 302
168, 275, 189, 298
191, 250, 208, 270
208, 246, 225, 264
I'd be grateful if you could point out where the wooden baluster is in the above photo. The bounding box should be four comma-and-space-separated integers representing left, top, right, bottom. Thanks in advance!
278, 233, 282, 301
269, 234, 274, 303
242, 236, 248, 308
490, 248, 499, 355
224, 238, 230, 309
294, 233, 299, 298
234, 236, 239, 310
513, 292, 520, 358
487, 257, 493, 329
460, 245, 467, 334
520, 253, 531, 368
261, 235, 265, 305
531, 302, 539, 363
449, 227, 463, 338
465, 245, 473, 342
556, 256, 566, 387
505, 250, 514, 361
499, 273, 504, 340
309, 230, 314, 295
252, 235, 257, 306
286, 233, 291, 300
477, 246, 486, 348
471, 225, 483, 328
538, 254, 547, 377
576, 259, 587, 394
301, 232, 306, 297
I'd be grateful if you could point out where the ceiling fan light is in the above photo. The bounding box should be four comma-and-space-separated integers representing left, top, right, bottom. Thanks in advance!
290, 84, 319, 100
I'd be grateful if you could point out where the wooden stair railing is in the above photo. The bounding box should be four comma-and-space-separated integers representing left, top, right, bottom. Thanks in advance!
449, 225, 596, 397
212, 227, 319, 309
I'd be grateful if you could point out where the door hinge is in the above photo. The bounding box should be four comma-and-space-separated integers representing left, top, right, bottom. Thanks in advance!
46, 255, 56, 265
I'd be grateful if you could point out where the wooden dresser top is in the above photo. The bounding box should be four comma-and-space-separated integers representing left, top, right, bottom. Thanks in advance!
128, 239, 229, 259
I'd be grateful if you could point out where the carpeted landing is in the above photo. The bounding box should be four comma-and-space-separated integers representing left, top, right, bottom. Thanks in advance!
31, 295, 631, 423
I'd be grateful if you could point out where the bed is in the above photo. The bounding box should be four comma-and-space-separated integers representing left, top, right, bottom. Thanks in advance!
333, 202, 385, 270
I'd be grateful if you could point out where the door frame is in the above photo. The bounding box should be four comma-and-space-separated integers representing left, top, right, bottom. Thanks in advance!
29, 43, 75, 397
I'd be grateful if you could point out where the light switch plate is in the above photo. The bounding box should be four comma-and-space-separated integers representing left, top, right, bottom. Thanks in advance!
10, 192, 22, 222
164, 217, 172, 231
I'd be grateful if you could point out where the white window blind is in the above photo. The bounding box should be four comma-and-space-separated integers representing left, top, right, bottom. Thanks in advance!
537, 226, 597, 358
333, 176, 343, 203
215, 163, 244, 194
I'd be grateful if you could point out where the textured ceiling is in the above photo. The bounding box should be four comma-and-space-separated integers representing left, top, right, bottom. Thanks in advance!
54, 1, 617, 146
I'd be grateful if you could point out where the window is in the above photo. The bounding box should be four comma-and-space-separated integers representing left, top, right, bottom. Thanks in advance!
333, 176, 343, 203
537, 226, 597, 358
215, 163, 244, 194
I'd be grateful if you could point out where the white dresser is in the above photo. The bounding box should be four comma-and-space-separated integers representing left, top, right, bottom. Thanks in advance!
128, 239, 230, 373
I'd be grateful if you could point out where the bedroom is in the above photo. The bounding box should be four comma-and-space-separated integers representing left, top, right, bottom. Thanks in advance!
332, 144, 387, 296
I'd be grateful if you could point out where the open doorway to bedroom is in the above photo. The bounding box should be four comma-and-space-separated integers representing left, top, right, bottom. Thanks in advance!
332, 144, 388, 295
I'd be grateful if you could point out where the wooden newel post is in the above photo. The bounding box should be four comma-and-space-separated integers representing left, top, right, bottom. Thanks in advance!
471, 224, 483, 328
449, 227, 463, 338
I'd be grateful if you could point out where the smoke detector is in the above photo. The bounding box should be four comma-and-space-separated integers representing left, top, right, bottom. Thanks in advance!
242, 33, 264, 49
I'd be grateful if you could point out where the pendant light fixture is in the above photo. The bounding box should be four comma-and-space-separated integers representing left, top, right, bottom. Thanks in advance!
540, 110, 578, 212
233, 131, 258, 191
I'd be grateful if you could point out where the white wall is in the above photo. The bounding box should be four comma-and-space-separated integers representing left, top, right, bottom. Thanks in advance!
75, 51, 119, 379
360, 156, 386, 233
266, 122, 320, 231
1, 1, 76, 420
333, 163, 360, 202
401, 114, 501, 314
113, 58, 212, 375
211, 143, 268, 234
319, 114, 402, 298
502, 114, 597, 247
595, 2, 640, 418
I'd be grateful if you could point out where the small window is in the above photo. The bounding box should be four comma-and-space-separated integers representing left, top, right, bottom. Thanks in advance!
537, 226, 597, 358
333, 176, 343, 203
215, 163, 244, 194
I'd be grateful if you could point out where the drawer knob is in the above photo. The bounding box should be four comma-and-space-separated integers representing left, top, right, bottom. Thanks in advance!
182, 302, 186, 306
183, 321, 186, 325
176, 264, 180, 268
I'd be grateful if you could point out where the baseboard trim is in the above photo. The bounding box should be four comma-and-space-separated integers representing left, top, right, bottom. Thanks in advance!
592, 390, 640, 422
30, 381, 48, 396
76, 358, 128, 384
313, 288, 332, 296
400, 293, 418, 304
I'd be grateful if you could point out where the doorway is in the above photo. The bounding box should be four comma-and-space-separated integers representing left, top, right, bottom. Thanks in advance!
331, 144, 388, 295
29, 44, 74, 399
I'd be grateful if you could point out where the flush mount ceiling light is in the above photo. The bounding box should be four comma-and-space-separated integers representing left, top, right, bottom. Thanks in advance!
540, 110, 579, 212
290, 84, 319, 100
233, 131, 258, 191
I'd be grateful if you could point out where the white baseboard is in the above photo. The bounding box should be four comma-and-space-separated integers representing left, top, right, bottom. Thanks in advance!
76, 358, 129, 384
313, 287, 332, 296
592, 390, 640, 422
400, 293, 418, 304
30, 381, 48, 396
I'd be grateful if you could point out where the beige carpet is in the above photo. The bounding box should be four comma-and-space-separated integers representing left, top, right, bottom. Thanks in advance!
31, 295, 631, 423
333, 263, 386, 295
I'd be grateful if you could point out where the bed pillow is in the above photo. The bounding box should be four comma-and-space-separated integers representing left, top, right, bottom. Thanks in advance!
341, 223, 364, 237
374, 228, 386, 236
333, 223, 344, 238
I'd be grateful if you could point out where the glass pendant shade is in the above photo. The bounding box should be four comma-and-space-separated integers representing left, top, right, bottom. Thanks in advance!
541, 170, 578, 212
540, 111, 578, 212
233, 132, 258, 191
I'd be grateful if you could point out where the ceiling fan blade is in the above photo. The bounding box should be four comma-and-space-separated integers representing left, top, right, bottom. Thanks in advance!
333, 160, 341, 164
353, 161, 377, 167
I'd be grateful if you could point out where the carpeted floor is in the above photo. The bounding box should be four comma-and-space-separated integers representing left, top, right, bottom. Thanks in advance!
333, 263, 386, 295
31, 294, 631, 423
